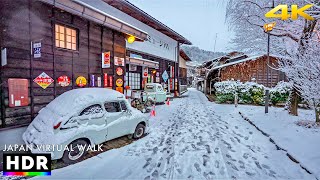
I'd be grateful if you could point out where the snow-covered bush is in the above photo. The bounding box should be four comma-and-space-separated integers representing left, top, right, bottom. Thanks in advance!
214, 81, 295, 105
270, 81, 293, 105
214, 81, 241, 103
214, 81, 265, 105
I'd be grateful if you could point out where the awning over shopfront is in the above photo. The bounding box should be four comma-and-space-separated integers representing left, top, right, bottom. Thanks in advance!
127, 57, 159, 69
38, 0, 148, 41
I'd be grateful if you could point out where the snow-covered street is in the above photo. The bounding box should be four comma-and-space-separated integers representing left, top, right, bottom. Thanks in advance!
35, 89, 315, 180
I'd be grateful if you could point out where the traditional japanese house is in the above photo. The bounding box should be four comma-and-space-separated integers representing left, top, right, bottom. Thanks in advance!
179, 50, 191, 94
0, 0, 191, 146
208, 54, 286, 91
103, 0, 192, 93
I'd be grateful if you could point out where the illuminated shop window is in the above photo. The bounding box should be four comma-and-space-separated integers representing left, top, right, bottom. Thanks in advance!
126, 72, 141, 90
55, 24, 77, 50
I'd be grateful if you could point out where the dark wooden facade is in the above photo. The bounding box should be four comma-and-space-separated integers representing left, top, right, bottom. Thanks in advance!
219, 56, 286, 87
0, 0, 126, 128
125, 50, 178, 91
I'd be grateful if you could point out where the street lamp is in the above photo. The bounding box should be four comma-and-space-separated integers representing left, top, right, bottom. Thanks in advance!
263, 22, 276, 113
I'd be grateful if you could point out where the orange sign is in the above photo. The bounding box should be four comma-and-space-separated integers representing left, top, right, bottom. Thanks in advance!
116, 87, 123, 93
76, 76, 87, 87
116, 78, 123, 87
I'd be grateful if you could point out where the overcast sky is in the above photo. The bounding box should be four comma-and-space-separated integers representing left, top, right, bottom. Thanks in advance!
128, 0, 234, 52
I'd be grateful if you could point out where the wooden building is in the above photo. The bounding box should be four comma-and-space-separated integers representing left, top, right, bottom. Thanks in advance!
104, 0, 192, 93
179, 50, 191, 93
0, 0, 191, 131
208, 54, 286, 89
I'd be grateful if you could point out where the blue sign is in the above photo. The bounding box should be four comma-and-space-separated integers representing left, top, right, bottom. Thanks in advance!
33, 42, 41, 58
162, 70, 169, 82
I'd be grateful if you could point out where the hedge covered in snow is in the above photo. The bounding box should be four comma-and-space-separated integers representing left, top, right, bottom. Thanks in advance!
214, 81, 292, 105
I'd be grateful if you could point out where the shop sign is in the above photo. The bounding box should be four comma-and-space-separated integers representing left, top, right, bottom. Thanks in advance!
102, 52, 111, 68
114, 57, 125, 66
116, 87, 123, 93
116, 78, 123, 87
33, 42, 41, 58
90, 75, 95, 87
76, 76, 87, 87
116, 67, 124, 76
109, 76, 113, 87
97, 77, 101, 87
130, 53, 143, 59
104, 73, 108, 87
129, 64, 137, 71
57, 75, 70, 87
148, 74, 151, 83
143, 67, 148, 78
162, 70, 169, 82
170, 66, 174, 78
8, 78, 29, 107
33, 72, 54, 89
175, 78, 178, 91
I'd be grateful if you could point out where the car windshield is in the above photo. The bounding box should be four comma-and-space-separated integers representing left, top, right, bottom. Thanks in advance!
145, 85, 155, 92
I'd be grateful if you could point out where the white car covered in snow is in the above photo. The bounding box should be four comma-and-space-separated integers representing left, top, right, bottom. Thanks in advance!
23, 88, 148, 163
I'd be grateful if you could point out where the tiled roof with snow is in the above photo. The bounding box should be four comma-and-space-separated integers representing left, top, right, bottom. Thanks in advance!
213, 55, 267, 70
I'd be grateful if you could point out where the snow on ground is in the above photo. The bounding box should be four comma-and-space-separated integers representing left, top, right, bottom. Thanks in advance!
26, 89, 315, 180
237, 105, 320, 179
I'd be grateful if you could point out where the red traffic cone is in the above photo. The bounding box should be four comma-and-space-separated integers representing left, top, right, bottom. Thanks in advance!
150, 105, 156, 116
166, 98, 170, 106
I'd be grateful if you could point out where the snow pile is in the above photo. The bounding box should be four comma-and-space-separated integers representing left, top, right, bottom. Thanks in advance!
295, 120, 320, 129
238, 105, 320, 179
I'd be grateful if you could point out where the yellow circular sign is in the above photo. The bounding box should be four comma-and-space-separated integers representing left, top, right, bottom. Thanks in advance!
116, 78, 123, 87
76, 76, 87, 87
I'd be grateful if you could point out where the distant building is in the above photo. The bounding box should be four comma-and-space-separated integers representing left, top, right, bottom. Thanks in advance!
197, 52, 286, 94
179, 50, 191, 94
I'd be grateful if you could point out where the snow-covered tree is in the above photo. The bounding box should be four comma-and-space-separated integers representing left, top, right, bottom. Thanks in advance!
226, 0, 320, 120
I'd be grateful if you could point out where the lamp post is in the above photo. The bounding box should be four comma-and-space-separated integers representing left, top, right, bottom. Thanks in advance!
263, 22, 276, 113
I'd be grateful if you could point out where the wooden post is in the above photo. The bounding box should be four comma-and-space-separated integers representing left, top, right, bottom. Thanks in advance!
235, 93, 238, 108
265, 90, 269, 113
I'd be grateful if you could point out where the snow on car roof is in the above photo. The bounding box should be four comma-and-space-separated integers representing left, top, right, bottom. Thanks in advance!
46, 88, 125, 116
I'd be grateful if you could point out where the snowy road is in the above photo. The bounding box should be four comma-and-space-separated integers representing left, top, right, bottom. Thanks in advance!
35, 89, 315, 180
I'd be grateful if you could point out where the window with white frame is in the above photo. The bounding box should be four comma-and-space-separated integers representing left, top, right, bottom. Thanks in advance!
55, 24, 77, 50
126, 72, 141, 90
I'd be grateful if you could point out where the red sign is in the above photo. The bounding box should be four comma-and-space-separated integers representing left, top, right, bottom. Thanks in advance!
8, 79, 29, 107
102, 52, 111, 68
116, 67, 123, 76
109, 76, 113, 87
33, 72, 54, 89
104, 73, 108, 87
143, 67, 148, 78
57, 75, 70, 87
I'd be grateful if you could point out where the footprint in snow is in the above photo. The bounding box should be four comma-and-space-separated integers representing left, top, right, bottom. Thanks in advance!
215, 160, 220, 168
151, 169, 159, 178
194, 163, 201, 172
202, 154, 209, 166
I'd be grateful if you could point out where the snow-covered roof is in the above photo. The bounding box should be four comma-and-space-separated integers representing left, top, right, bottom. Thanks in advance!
46, 88, 125, 117
213, 55, 266, 70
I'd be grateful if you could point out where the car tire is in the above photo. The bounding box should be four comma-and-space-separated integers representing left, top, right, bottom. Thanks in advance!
62, 139, 89, 164
133, 124, 146, 139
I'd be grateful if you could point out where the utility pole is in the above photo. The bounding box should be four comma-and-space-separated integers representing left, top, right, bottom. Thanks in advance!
213, 33, 218, 56
263, 22, 276, 114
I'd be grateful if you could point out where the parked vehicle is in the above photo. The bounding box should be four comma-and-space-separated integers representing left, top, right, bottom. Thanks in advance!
22, 88, 148, 163
131, 95, 154, 113
143, 83, 168, 104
